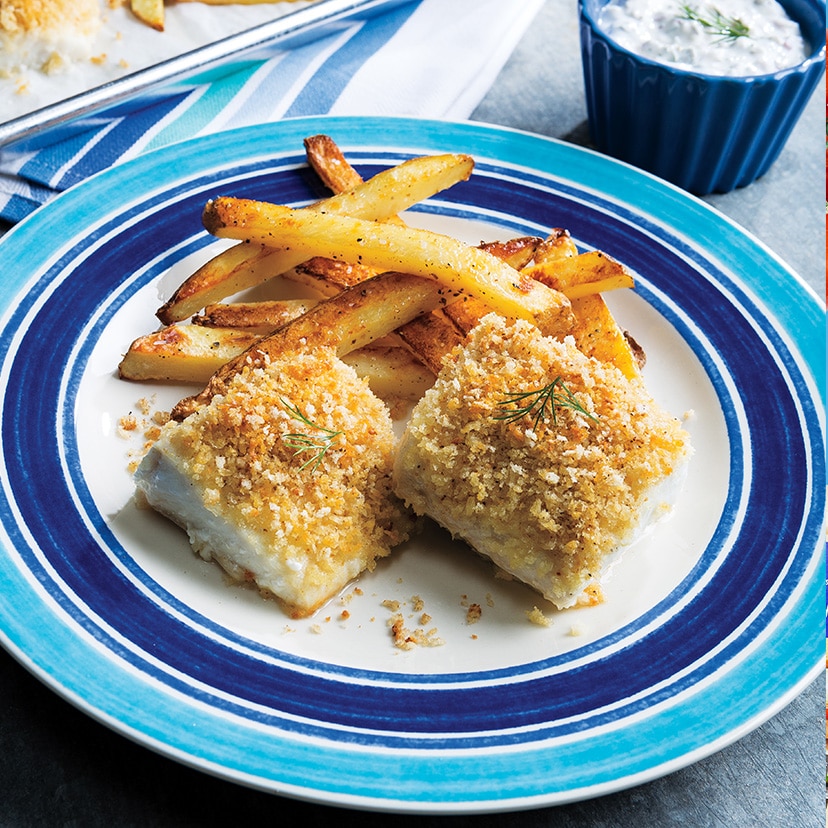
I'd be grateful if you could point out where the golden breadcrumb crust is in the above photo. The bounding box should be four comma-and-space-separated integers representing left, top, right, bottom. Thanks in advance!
149, 347, 412, 617
0, 0, 100, 35
394, 314, 691, 609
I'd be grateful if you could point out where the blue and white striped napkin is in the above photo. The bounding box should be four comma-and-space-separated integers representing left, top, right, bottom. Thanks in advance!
0, 0, 544, 224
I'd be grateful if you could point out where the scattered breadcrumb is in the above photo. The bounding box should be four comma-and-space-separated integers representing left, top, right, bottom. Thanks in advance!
382, 595, 444, 650
119, 396, 170, 472
527, 606, 551, 627
387, 613, 444, 650
465, 603, 482, 624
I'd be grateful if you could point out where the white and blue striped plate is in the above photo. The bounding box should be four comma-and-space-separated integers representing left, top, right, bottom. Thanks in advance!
0, 116, 823, 812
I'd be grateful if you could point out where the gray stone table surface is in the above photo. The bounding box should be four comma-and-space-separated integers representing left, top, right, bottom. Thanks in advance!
0, 1, 824, 826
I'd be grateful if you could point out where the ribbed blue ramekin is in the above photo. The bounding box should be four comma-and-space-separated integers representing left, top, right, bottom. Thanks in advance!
579, 0, 826, 194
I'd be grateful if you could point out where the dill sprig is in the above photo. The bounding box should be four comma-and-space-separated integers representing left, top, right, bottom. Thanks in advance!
678, 4, 750, 42
494, 378, 598, 431
280, 398, 343, 472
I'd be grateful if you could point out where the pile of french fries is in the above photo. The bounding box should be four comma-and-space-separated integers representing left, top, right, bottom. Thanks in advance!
118, 134, 643, 420
129, 0, 304, 32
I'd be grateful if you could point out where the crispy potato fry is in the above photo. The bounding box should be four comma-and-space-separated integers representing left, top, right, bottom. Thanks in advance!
283, 239, 543, 300
285, 237, 545, 370
171, 271, 463, 420
526, 250, 635, 298
443, 295, 490, 335
192, 299, 316, 332
300, 139, 547, 370
131, 0, 164, 30
119, 324, 260, 384
283, 257, 377, 298
396, 310, 465, 375
120, 323, 432, 397
304, 134, 364, 193
157, 152, 474, 324
444, 249, 634, 335
341, 346, 435, 400
478, 236, 544, 270
202, 198, 573, 337
533, 228, 579, 263
569, 294, 643, 379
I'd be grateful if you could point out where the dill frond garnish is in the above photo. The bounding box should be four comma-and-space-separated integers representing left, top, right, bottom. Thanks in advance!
494, 378, 598, 431
678, 4, 750, 41
280, 398, 343, 472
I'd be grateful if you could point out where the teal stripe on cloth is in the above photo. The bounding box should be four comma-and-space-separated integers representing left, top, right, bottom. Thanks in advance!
141, 61, 269, 154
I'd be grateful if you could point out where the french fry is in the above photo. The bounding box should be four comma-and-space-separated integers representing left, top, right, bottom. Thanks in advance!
193, 298, 402, 350
444, 295, 491, 335
396, 310, 465, 375
341, 346, 435, 400
479, 236, 544, 270
304, 134, 364, 193
171, 271, 463, 420
526, 250, 635, 298
119, 324, 260, 384
202, 198, 574, 338
533, 228, 579, 263
192, 299, 316, 332
283, 257, 377, 298
130, 0, 164, 30
445, 249, 636, 335
157, 152, 474, 323
119, 323, 434, 397
283, 239, 543, 300
569, 294, 643, 379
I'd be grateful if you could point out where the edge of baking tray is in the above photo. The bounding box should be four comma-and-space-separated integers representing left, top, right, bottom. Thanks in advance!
0, 0, 409, 152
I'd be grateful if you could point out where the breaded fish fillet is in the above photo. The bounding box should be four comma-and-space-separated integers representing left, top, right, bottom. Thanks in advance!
0, 0, 101, 74
135, 346, 412, 618
393, 314, 691, 609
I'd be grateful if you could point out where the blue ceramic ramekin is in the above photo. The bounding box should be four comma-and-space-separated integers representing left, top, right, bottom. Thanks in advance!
578, 0, 826, 194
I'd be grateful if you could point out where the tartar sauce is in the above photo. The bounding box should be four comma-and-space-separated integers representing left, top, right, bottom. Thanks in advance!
597, 0, 808, 76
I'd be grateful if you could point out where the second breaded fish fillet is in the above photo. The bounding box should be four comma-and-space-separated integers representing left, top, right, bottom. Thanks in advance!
393, 313, 692, 610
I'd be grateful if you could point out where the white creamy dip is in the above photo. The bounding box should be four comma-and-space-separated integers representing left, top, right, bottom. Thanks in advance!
597, 0, 809, 76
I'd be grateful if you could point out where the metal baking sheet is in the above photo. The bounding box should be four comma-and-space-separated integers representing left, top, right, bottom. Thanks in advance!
0, 0, 407, 151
